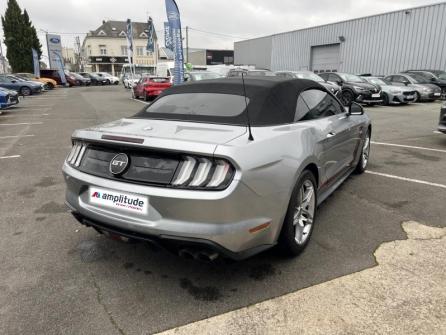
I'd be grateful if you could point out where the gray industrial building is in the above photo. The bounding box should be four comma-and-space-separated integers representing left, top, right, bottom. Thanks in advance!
235, 2, 446, 75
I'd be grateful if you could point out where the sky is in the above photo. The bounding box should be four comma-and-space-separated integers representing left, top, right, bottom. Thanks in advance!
0, 0, 442, 59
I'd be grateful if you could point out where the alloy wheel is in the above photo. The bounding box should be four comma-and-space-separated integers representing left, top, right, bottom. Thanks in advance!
21, 87, 31, 96
293, 180, 315, 245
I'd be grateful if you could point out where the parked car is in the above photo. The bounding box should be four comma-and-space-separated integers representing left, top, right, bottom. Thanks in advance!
62, 77, 371, 260
403, 70, 446, 98
0, 74, 42, 95
79, 72, 108, 86
123, 73, 142, 89
0, 87, 19, 109
438, 101, 446, 134
184, 71, 223, 82
132, 76, 171, 101
64, 71, 82, 87
14, 72, 57, 90
227, 68, 276, 77
40, 69, 73, 87
384, 73, 442, 102
69, 72, 90, 86
95, 72, 120, 85
275, 70, 341, 96
319, 72, 383, 106
361, 76, 416, 105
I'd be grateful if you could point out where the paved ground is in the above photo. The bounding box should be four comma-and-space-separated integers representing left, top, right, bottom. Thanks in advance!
0, 86, 445, 335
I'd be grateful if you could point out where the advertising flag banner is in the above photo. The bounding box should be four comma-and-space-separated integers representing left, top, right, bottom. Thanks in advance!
46, 34, 63, 70
126, 19, 134, 63
32, 48, 40, 77
164, 22, 173, 51
52, 51, 67, 85
147, 17, 155, 53
165, 0, 184, 85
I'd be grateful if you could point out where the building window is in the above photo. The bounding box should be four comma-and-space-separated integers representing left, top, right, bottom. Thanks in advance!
121, 46, 128, 56
99, 45, 107, 55
136, 47, 144, 56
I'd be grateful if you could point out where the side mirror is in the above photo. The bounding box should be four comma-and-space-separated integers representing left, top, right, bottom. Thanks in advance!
11, 80, 17, 83
431, 77, 436, 82
402, 81, 409, 86
337, 80, 343, 86
348, 102, 364, 116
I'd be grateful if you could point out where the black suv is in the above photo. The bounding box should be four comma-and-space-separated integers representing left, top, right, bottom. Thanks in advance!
319, 72, 382, 106
403, 70, 446, 99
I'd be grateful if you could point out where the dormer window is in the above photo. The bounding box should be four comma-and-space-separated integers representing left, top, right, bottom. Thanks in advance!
119, 31, 126, 37
97, 30, 106, 36
139, 32, 148, 38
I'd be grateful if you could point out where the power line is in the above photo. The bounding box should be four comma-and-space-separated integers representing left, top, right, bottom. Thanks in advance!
187, 27, 251, 40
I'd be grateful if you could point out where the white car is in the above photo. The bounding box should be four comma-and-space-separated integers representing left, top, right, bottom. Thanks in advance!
122, 74, 141, 89
95, 72, 120, 85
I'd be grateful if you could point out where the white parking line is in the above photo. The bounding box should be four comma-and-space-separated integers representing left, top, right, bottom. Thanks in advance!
0, 122, 43, 126
130, 98, 151, 105
0, 155, 20, 160
371, 141, 446, 154
366, 171, 446, 190
0, 135, 35, 139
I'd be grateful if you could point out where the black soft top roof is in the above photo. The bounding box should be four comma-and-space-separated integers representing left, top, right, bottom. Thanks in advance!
135, 77, 326, 126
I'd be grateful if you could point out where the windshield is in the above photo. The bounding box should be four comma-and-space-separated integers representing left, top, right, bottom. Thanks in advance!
136, 93, 248, 124
431, 71, 446, 80
190, 72, 222, 81
339, 73, 364, 83
294, 72, 324, 82
366, 78, 386, 86
407, 73, 427, 83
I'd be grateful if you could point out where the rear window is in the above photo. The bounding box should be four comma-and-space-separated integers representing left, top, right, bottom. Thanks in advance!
147, 77, 169, 83
135, 93, 248, 124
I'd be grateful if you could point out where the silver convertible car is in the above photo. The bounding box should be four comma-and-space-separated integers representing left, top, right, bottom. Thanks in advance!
63, 78, 371, 260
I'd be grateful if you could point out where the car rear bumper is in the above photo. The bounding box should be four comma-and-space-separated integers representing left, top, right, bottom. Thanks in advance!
62, 163, 282, 259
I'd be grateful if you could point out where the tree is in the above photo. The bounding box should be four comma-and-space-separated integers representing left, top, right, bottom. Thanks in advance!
1, 0, 41, 72
23, 9, 42, 59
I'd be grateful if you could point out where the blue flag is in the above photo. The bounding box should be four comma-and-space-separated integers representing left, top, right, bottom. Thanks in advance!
147, 17, 155, 53
126, 19, 134, 63
52, 51, 67, 85
165, 0, 184, 85
32, 48, 40, 77
164, 22, 173, 51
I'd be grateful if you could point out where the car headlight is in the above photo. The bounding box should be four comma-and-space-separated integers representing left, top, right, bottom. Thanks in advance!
422, 87, 432, 93
353, 86, 366, 92
390, 89, 402, 94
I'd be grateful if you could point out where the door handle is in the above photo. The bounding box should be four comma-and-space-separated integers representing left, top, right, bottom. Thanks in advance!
326, 132, 336, 138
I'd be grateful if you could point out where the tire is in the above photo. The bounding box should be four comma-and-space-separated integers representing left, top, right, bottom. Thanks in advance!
413, 92, 420, 103
20, 86, 32, 96
355, 129, 371, 174
382, 93, 389, 106
278, 170, 317, 257
105, 79, 110, 85
341, 90, 354, 106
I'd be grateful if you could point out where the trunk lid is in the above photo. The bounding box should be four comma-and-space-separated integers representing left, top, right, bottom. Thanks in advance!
74, 118, 247, 155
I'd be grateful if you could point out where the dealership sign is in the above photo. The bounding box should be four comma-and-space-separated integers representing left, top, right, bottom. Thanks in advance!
46, 34, 64, 70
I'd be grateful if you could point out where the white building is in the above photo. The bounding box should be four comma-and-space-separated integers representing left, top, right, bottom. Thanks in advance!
82, 20, 158, 75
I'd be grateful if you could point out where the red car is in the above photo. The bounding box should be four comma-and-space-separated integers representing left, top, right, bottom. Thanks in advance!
133, 76, 171, 101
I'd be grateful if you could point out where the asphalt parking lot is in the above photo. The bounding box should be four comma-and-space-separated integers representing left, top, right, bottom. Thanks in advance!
1, 86, 445, 335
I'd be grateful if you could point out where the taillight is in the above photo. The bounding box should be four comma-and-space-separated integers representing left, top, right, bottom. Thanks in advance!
66, 141, 87, 167
172, 155, 235, 190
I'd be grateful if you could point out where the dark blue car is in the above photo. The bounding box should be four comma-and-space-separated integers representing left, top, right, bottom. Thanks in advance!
0, 87, 19, 109
0, 74, 42, 96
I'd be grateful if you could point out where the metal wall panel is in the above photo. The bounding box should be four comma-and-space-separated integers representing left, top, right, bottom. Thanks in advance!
234, 36, 272, 69
235, 2, 446, 74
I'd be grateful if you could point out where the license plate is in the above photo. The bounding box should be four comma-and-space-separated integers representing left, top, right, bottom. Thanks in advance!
89, 187, 148, 214
406, 95, 414, 99
434, 93, 441, 96
372, 93, 380, 98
